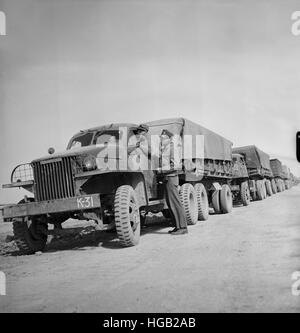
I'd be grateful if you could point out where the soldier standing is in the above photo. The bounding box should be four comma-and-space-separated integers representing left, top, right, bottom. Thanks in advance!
160, 129, 188, 235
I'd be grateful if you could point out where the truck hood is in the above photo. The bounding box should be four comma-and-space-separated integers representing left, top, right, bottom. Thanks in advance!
31, 144, 123, 163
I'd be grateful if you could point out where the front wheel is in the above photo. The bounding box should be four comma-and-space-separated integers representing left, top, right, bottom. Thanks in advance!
12, 198, 48, 255
114, 185, 141, 247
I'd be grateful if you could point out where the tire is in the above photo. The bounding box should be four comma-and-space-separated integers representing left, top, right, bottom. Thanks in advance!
271, 179, 277, 194
179, 183, 198, 225
262, 179, 267, 199
241, 181, 250, 206
265, 179, 272, 196
12, 198, 48, 255
194, 183, 209, 221
220, 184, 233, 213
212, 189, 221, 214
114, 185, 141, 247
256, 180, 264, 200
276, 179, 282, 192
285, 181, 289, 190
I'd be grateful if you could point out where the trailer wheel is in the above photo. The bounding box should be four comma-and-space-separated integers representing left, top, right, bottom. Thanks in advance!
194, 183, 209, 221
276, 179, 282, 192
241, 181, 250, 206
250, 180, 257, 201
180, 183, 198, 225
114, 185, 141, 247
256, 180, 264, 200
212, 190, 221, 214
220, 184, 233, 213
271, 179, 277, 194
12, 199, 48, 255
265, 179, 272, 196
262, 179, 267, 199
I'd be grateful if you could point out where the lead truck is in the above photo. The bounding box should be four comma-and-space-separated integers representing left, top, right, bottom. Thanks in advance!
3, 118, 237, 254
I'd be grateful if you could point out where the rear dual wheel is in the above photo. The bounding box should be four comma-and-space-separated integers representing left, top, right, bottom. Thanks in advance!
265, 179, 273, 196
271, 179, 277, 194
256, 180, 265, 200
194, 183, 209, 221
240, 181, 251, 206
212, 184, 233, 214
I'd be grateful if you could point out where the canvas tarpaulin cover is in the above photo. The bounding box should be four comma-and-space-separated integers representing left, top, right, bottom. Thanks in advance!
144, 118, 232, 161
270, 159, 283, 177
232, 145, 271, 170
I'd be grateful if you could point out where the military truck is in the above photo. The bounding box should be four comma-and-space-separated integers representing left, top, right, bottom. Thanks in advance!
2, 118, 234, 254
232, 145, 273, 201
270, 159, 285, 192
230, 154, 251, 206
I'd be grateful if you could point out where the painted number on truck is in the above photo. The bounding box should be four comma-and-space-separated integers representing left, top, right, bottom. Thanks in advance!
77, 196, 94, 209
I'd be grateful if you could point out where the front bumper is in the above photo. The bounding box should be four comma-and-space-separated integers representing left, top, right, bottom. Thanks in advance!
2, 194, 101, 220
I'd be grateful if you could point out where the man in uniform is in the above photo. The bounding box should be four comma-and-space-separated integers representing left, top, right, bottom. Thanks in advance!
160, 129, 188, 235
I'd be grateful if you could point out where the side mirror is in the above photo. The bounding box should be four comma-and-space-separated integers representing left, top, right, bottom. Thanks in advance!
48, 147, 55, 155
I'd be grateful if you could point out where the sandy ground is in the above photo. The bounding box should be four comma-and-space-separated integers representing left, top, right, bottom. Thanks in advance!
0, 186, 300, 313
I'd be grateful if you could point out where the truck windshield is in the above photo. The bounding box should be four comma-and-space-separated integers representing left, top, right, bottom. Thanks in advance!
94, 130, 122, 145
69, 132, 94, 149
68, 129, 125, 149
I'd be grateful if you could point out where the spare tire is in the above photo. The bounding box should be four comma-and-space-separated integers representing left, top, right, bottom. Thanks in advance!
180, 183, 198, 225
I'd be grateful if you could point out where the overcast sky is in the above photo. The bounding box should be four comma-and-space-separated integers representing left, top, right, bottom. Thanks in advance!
1, 0, 300, 203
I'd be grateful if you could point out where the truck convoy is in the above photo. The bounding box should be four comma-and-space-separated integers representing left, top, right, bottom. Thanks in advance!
1, 118, 297, 254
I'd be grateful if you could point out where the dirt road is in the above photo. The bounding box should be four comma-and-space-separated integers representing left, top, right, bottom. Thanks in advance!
0, 186, 300, 313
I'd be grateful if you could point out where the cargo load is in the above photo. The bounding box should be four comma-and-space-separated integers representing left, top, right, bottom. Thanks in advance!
144, 118, 232, 161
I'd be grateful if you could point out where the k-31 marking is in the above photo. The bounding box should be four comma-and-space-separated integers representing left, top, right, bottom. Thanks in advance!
77, 196, 94, 209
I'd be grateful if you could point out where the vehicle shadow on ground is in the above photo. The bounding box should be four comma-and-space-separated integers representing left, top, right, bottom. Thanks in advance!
46, 218, 171, 251
0, 217, 172, 255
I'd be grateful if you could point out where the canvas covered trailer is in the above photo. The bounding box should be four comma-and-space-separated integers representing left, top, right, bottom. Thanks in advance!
270, 159, 283, 178
232, 145, 272, 178
144, 118, 233, 180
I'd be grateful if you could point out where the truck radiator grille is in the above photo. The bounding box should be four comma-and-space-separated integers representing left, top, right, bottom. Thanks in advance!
32, 157, 75, 201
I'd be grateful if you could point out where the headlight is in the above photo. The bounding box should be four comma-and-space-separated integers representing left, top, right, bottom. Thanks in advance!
83, 155, 97, 171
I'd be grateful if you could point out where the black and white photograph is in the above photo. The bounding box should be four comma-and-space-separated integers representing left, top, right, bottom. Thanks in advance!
0, 0, 300, 316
